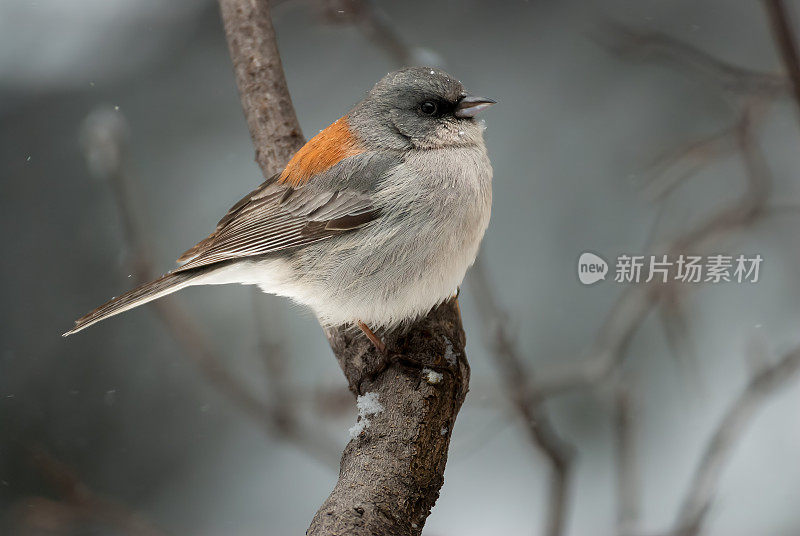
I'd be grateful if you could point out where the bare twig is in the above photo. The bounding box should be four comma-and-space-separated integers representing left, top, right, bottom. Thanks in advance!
252, 296, 291, 427
613, 378, 640, 536
250, 297, 342, 458
218, 2, 471, 535
763, 0, 800, 117
672, 346, 800, 536
469, 256, 574, 536
638, 121, 740, 202
670, 106, 770, 251
15, 447, 169, 536
597, 22, 788, 97
638, 98, 771, 211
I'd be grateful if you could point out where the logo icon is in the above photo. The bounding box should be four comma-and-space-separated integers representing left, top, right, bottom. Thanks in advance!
578, 252, 608, 285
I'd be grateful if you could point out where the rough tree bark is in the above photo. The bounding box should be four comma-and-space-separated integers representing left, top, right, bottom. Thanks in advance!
217, 1, 471, 535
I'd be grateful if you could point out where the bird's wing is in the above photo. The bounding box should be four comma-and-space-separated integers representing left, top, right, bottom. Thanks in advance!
174, 173, 380, 272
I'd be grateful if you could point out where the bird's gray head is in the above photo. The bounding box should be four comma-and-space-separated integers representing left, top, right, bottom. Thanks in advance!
348, 67, 496, 150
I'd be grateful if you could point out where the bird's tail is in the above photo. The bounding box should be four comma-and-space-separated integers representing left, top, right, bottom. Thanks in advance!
63, 271, 200, 336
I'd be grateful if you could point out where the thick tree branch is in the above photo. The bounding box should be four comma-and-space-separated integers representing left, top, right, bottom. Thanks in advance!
218, 0, 304, 177
313, 306, 469, 535
217, 2, 471, 534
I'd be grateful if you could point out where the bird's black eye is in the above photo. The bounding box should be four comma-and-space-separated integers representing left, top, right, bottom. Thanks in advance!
420, 101, 438, 116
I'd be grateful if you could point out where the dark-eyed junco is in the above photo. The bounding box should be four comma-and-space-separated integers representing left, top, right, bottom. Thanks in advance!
64, 67, 495, 351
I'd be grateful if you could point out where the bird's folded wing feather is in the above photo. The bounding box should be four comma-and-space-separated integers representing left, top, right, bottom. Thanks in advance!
174, 173, 380, 272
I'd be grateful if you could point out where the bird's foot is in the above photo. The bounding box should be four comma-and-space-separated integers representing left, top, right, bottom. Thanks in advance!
356, 320, 387, 355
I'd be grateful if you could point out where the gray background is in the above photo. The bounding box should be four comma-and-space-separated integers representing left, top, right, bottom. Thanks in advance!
2, 0, 799, 535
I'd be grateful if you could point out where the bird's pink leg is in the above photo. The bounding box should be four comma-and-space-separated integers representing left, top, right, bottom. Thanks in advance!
357, 321, 387, 355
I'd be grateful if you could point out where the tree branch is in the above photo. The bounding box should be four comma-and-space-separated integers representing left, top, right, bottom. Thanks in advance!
218, 0, 304, 177
597, 22, 788, 98
217, 2, 471, 534
469, 256, 574, 536
613, 377, 640, 536
763, 0, 800, 116
671, 346, 800, 536
11, 447, 169, 536
312, 306, 469, 535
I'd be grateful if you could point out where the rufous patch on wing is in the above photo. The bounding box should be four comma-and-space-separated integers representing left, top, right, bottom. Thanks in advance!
279, 117, 363, 187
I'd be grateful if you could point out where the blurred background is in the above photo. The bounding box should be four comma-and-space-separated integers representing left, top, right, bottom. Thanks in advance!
2, 0, 800, 535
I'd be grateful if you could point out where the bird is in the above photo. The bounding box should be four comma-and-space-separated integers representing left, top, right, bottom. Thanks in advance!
64, 67, 495, 352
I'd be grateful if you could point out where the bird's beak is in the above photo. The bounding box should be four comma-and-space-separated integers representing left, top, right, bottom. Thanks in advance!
454, 95, 497, 118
